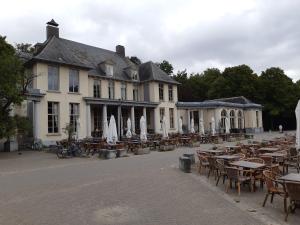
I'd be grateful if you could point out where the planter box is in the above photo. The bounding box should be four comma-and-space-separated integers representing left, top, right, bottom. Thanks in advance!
116, 149, 127, 157
159, 144, 175, 151
135, 147, 151, 155
102, 150, 117, 159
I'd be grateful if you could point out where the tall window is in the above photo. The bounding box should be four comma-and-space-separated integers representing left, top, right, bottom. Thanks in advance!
159, 84, 164, 101
69, 69, 79, 93
108, 80, 114, 99
221, 109, 227, 129
106, 64, 113, 76
238, 110, 243, 129
230, 110, 235, 129
132, 70, 138, 80
121, 82, 127, 100
160, 108, 165, 124
256, 111, 259, 128
168, 85, 173, 101
48, 102, 59, 133
48, 66, 59, 90
169, 108, 174, 129
93, 80, 101, 98
69, 103, 79, 132
133, 84, 139, 101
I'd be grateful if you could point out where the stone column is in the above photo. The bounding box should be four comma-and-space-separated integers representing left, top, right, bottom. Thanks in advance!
198, 109, 202, 134
117, 105, 121, 137
131, 106, 135, 134
143, 107, 147, 134
187, 109, 191, 132
86, 104, 91, 137
102, 104, 107, 127
34, 101, 40, 140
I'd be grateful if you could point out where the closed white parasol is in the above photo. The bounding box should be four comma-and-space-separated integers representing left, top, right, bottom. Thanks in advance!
140, 116, 147, 141
107, 115, 118, 144
126, 118, 132, 138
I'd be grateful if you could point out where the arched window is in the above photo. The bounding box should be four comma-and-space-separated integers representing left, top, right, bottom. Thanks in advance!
238, 110, 243, 129
221, 109, 227, 129
230, 110, 235, 129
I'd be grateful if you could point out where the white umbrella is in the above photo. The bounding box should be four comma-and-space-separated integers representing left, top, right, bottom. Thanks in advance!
178, 117, 183, 134
162, 116, 169, 138
225, 117, 230, 134
140, 116, 147, 141
211, 117, 216, 135
107, 115, 118, 144
190, 118, 195, 133
199, 118, 205, 135
126, 118, 132, 138
295, 100, 300, 149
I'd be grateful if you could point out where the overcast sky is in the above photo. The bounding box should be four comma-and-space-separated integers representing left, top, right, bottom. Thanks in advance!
1, 0, 300, 80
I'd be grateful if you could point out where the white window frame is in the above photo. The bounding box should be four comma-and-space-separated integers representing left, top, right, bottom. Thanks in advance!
69, 103, 80, 132
69, 69, 79, 93
48, 102, 59, 133
93, 79, 101, 98
106, 64, 114, 76
48, 65, 59, 91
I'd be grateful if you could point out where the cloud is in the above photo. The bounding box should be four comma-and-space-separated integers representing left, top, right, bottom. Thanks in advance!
1, 0, 300, 80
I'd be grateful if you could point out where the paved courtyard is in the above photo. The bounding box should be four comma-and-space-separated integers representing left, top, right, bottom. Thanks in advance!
0, 132, 298, 225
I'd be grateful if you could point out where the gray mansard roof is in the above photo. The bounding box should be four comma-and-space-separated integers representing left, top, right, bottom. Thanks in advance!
26, 36, 179, 84
177, 96, 262, 109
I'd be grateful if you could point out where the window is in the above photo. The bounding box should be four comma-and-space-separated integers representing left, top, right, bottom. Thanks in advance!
230, 110, 235, 129
106, 64, 113, 76
132, 70, 138, 80
221, 109, 227, 129
93, 80, 101, 98
48, 102, 59, 133
169, 108, 174, 129
159, 108, 165, 123
108, 80, 114, 99
48, 66, 59, 90
121, 82, 127, 100
69, 69, 79, 93
133, 84, 139, 101
238, 110, 243, 129
256, 111, 259, 128
69, 103, 79, 132
159, 83, 164, 101
168, 85, 173, 101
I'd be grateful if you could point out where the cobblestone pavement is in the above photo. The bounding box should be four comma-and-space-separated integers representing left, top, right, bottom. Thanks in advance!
0, 132, 295, 225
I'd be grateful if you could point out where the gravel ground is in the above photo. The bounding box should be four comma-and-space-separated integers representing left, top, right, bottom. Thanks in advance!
0, 131, 297, 225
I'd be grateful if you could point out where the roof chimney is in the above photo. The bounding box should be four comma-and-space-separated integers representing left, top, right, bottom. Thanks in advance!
46, 19, 59, 40
116, 45, 125, 57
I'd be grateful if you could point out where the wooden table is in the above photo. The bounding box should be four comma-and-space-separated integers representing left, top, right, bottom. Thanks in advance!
258, 147, 280, 153
230, 160, 266, 169
180, 137, 192, 145
278, 173, 300, 183
215, 155, 240, 161
200, 149, 225, 155
261, 152, 286, 158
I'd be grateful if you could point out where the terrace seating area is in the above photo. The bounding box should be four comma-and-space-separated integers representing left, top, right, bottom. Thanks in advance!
194, 134, 300, 222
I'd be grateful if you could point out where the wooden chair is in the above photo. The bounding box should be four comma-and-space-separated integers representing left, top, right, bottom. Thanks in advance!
285, 182, 300, 221
246, 158, 265, 188
196, 151, 209, 174
225, 167, 252, 195
284, 152, 300, 174
207, 156, 218, 179
215, 159, 227, 186
262, 170, 288, 213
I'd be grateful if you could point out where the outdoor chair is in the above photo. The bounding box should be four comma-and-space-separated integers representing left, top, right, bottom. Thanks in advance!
245, 158, 265, 188
262, 170, 288, 213
207, 156, 218, 179
285, 182, 300, 221
215, 159, 227, 186
196, 151, 209, 174
284, 150, 300, 174
225, 167, 252, 195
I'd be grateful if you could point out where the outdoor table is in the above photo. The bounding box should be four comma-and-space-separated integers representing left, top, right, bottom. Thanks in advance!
215, 155, 241, 161
200, 149, 225, 155
278, 173, 300, 183
258, 147, 280, 153
261, 152, 286, 158
230, 160, 266, 169
225, 145, 240, 153
180, 137, 192, 145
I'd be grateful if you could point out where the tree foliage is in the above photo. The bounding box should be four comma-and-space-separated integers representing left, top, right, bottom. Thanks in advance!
161, 59, 300, 131
0, 36, 32, 138
157, 60, 174, 75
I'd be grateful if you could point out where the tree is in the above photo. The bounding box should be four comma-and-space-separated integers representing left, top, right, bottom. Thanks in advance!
0, 36, 32, 138
157, 60, 174, 75
15, 43, 35, 53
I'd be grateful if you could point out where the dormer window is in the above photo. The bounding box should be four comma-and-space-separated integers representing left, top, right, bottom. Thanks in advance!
106, 64, 113, 76
132, 70, 138, 80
